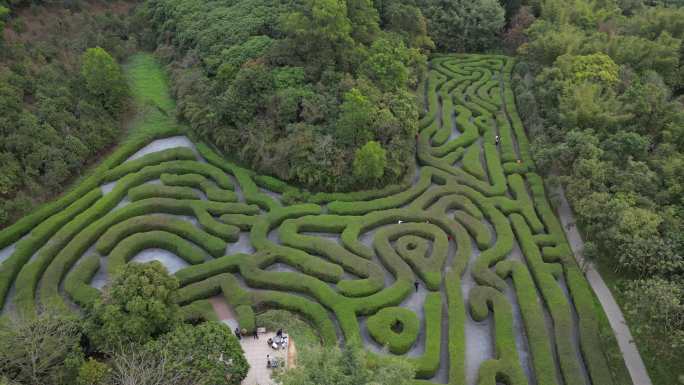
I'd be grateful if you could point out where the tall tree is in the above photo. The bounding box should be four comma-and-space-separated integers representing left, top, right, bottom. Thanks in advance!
144, 322, 249, 385
81, 47, 128, 112
85, 262, 182, 350
353, 140, 387, 183
0, 310, 84, 385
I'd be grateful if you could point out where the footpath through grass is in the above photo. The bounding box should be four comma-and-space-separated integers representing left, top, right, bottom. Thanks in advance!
123, 52, 183, 141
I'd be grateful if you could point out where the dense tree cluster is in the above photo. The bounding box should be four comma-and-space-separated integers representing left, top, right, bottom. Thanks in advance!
511, 0, 684, 379
136, 0, 432, 191
0, 262, 249, 385
416, 0, 506, 52
0, 3, 135, 228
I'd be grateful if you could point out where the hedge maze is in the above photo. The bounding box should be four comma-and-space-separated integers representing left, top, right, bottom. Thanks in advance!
0, 55, 618, 385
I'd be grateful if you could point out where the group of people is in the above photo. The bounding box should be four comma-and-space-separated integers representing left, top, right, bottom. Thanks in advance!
266, 354, 280, 368
266, 328, 287, 369
267, 328, 288, 350
234, 327, 260, 340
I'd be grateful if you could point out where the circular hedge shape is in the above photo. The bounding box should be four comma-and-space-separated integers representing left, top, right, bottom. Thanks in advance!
396, 234, 430, 259
367, 307, 419, 354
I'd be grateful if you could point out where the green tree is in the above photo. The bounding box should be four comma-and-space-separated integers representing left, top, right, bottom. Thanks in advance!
336, 88, 376, 146
0, 7, 9, 44
555, 53, 620, 87
623, 278, 684, 362
419, 0, 505, 52
361, 37, 410, 91
144, 322, 249, 385
0, 152, 22, 197
76, 359, 109, 385
85, 262, 182, 350
274, 344, 414, 385
353, 140, 387, 183
347, 0, 381, 44
81, 47, 128, 112
382, 2, 434, 50
0, 310, 84, 385
281, 0, 355, 75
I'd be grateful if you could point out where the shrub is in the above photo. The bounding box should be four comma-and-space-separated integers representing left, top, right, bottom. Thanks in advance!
76, 358, 109, 385
145, 322, 249, 385
85, 261, 182, 350
367, 307, 419, 354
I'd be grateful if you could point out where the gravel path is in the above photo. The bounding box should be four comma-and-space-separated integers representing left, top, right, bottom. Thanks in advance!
553, 183, 652, 385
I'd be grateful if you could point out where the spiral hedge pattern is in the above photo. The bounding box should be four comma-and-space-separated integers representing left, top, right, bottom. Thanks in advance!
0, 55, 617, 385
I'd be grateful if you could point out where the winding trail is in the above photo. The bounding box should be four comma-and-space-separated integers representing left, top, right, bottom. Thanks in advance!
552, 184, 652, 385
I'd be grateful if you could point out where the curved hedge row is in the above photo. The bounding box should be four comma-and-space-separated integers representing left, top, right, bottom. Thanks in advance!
0, 129, 183, 250
469, 286, 527, 385
3, 188, 102, 314
108, 231, 207, 274
64, 254, 101, 308
161, 173, 238, 202
96, 214, 226, 258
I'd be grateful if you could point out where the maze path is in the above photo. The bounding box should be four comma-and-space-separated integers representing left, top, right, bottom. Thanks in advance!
0, 55, 616, 385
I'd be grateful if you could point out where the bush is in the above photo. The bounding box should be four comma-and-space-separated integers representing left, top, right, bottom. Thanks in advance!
0, 310, 84, 385
85, 262, 182, 350
81, 47, 128, 112
367, 307, 419, 354
145, 322, 249, 385
76, 358, 109, 385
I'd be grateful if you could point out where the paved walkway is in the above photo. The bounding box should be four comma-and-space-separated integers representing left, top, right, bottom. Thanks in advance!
210, 295, 292, 385
240, 331, 288, 385
553, 184, 652, 385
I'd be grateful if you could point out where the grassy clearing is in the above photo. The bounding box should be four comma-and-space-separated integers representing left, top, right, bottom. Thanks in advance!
122, 52, 184, 141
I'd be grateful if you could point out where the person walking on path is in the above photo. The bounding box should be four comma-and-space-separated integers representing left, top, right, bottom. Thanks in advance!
253, 329, 259, 340
495, 135, 500, 145
234, 327, 242, 340
414, 280, 419, 292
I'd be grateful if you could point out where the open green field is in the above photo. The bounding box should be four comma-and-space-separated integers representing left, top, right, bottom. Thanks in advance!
0, 53, 631, 385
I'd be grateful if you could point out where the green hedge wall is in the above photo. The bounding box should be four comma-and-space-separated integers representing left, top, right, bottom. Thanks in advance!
367, 307, 420, 354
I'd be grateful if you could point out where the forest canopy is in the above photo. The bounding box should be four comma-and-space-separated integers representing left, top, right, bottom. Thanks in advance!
511, 0, 684, 380
137, 0, 433, 191
0, 4, 135, 227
